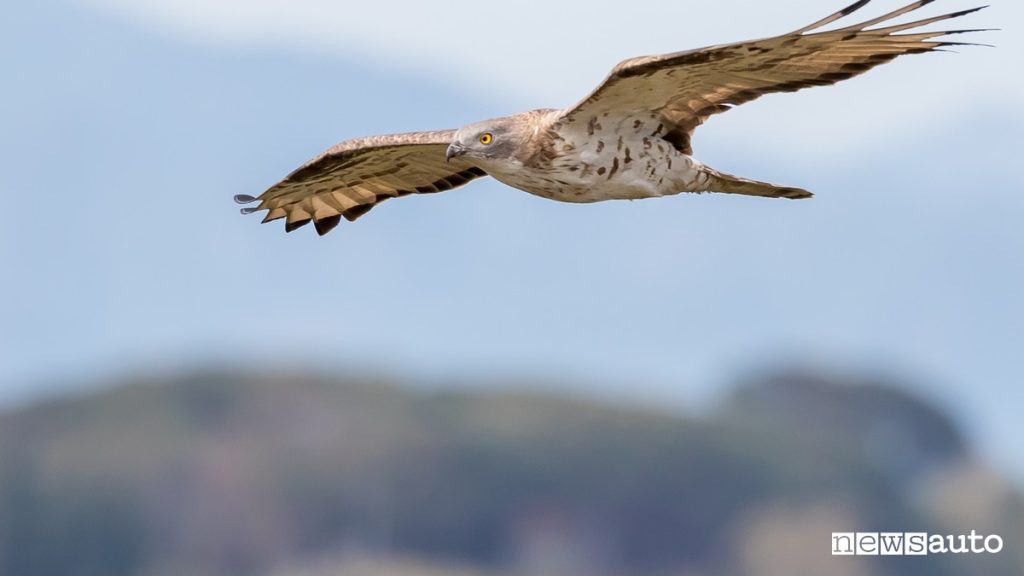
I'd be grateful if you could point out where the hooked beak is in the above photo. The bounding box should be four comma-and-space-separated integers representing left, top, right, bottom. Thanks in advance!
446, 142, 466, 162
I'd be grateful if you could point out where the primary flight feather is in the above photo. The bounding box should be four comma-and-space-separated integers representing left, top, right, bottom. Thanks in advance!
235, 0, 989, 236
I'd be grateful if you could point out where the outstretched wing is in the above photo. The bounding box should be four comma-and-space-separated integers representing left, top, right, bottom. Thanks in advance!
235, 130, 487, 235
556, 0, 989, 155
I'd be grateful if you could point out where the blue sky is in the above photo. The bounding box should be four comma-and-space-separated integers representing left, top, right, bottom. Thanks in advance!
2, 1, 1022, 478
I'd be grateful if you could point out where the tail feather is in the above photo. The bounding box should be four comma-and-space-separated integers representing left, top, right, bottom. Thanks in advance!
700, 167, 813, 200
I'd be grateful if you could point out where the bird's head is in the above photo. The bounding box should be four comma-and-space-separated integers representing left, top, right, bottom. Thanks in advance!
446, 113, 544, 167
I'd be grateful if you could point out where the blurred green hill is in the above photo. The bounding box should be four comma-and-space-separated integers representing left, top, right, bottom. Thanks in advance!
0, 370, 1020, 576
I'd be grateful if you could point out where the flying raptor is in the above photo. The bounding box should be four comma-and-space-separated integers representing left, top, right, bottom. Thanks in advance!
235, 0, 988, 236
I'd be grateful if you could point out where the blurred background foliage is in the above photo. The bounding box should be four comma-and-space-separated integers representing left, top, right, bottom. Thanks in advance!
2, 369, 1021, 576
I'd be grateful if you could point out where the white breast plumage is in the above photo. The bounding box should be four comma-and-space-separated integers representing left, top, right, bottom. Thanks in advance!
503, 113, 709, 203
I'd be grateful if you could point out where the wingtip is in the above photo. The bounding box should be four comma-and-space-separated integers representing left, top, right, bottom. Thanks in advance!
938, 28, 1001, 35
951, 5, 990, 19
793, 0, 873, 35
284, 219, 311, 233
841, 0, 873, 17
937, 41, 997, 49
313, 215, 342, 236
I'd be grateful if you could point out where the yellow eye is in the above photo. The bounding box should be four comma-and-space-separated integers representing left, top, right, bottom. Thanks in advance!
479, 132, 494, 145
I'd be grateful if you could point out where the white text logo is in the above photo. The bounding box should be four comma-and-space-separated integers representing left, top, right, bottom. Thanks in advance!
832, 531, 1003, 556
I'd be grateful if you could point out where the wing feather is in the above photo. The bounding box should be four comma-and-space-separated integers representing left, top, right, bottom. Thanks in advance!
556, 1, 988, 155
235, 130, 488, 235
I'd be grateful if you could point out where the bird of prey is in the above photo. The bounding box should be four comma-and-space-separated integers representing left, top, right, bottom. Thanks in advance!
235, 0, 988, 236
